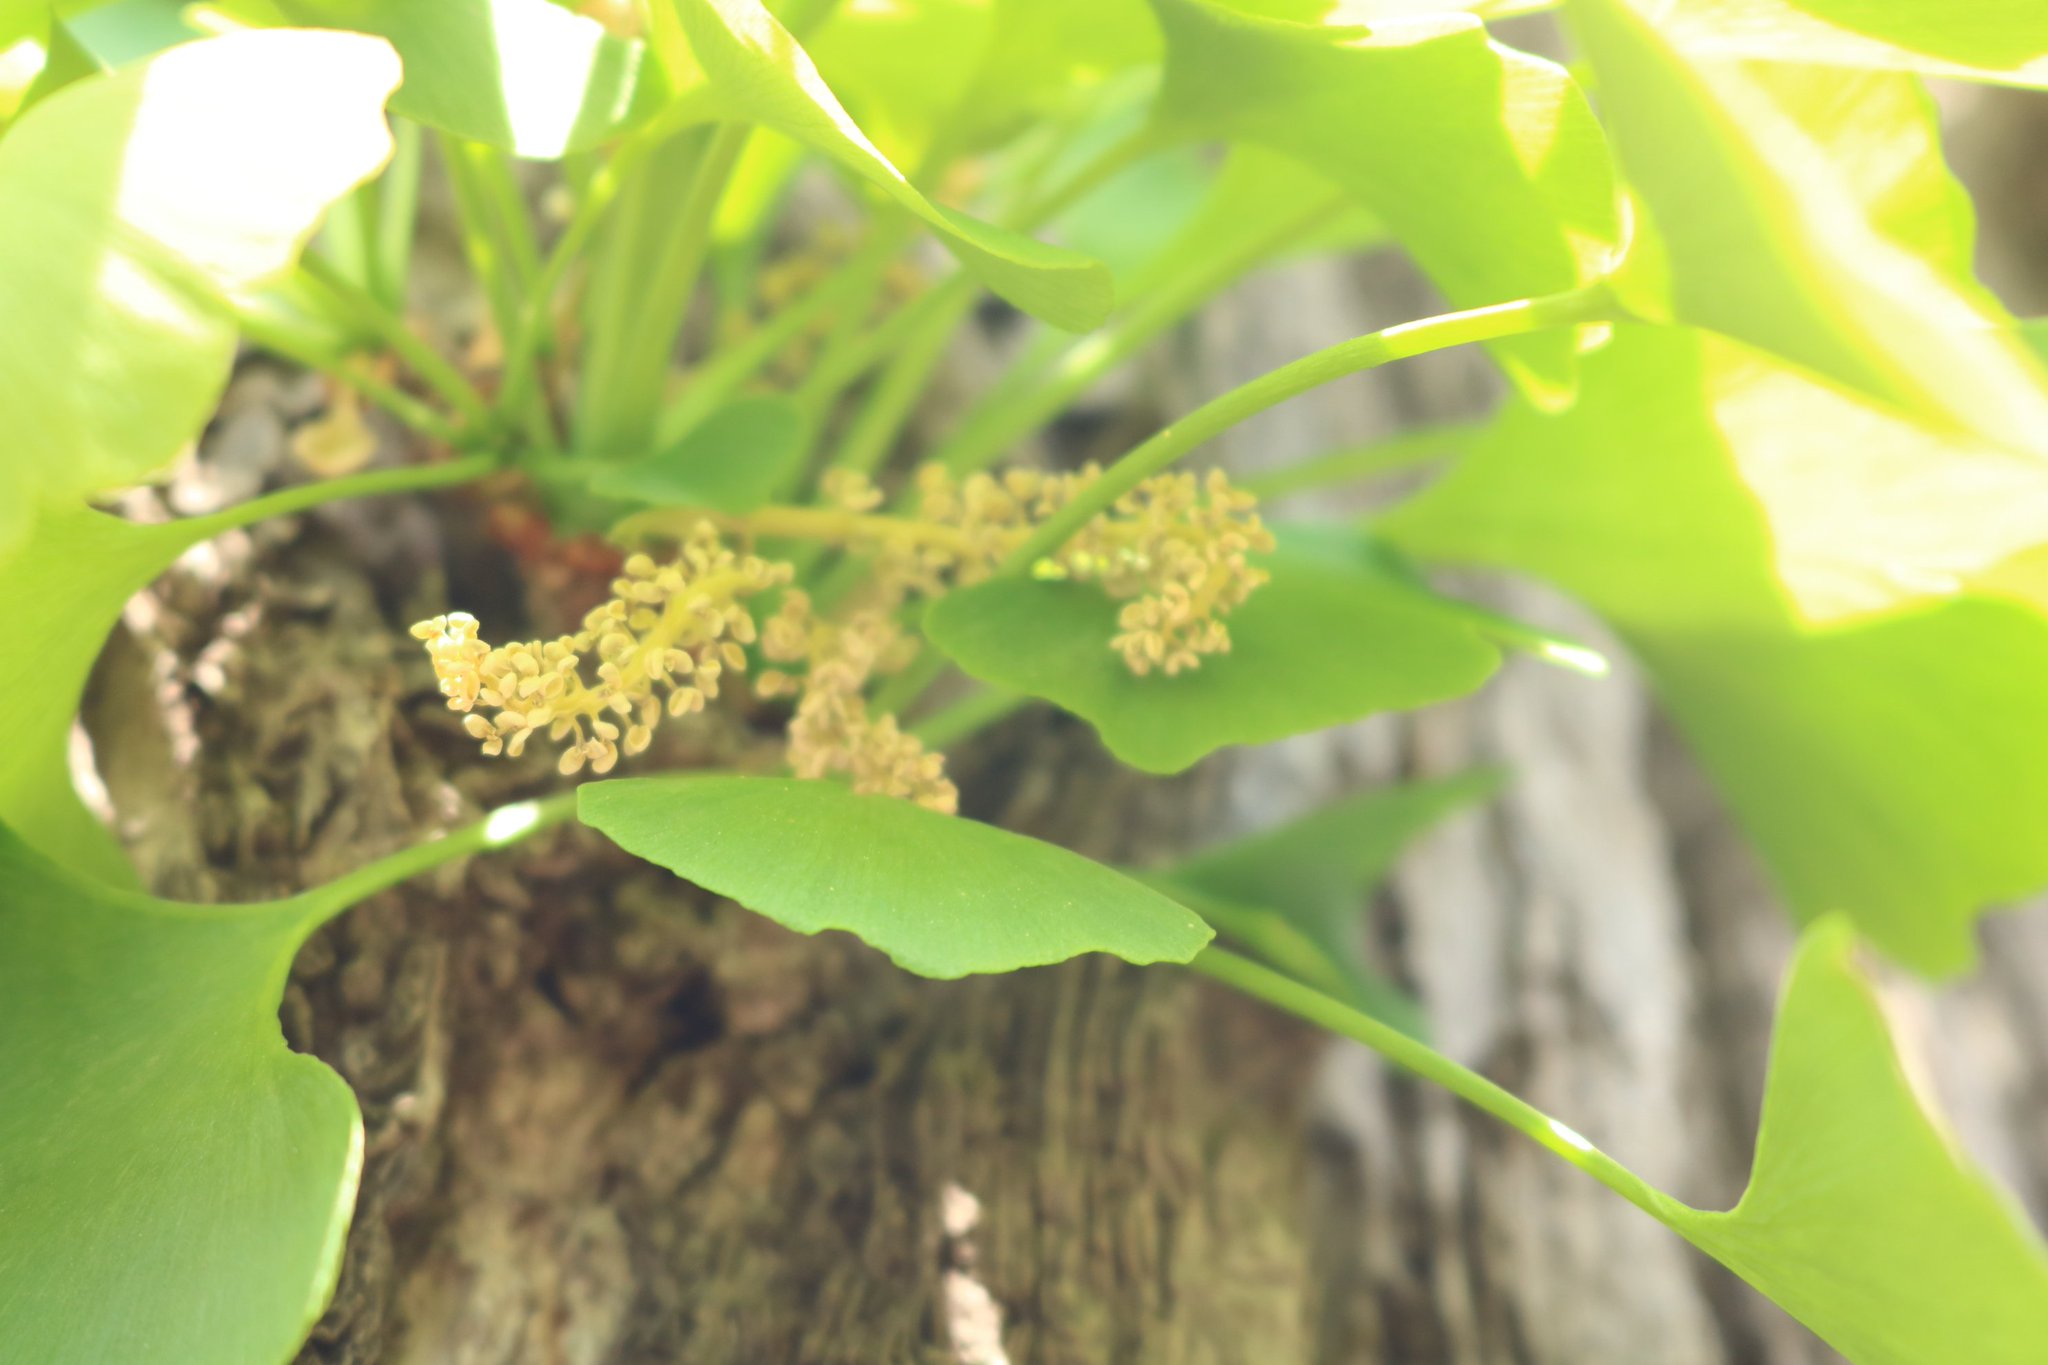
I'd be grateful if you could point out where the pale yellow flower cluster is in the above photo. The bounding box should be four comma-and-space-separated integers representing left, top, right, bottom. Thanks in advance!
758, 591, 957, 813
412, 464, 1272, 803
1051, 468, 1276, 676
871, 463, 1274, 674
412, 522, 790, 776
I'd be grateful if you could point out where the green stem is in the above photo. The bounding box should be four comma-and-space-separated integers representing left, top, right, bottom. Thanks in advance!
299, 254, 492, 430
178, 453, 500, 540
582, 123, 751, 451
657, 218, 916, 445
287, 790, 580, 926
930, 200, 1345, 477
440, 132, 524, 340
1187, 947, 1683, 1224
370, 119, 423, 313
1001, 285, 1615, 574
235, 307, 463, 445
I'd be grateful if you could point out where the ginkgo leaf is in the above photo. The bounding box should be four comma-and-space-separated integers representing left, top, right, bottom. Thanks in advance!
578, 775, 1214, 976
0, 822, 362, 1365
649, 0, 1113, 330
1220, 914, 2048, 1365
1660, 0, 2048, 89
1146, 0, 1621, 402
1382, 325, 2048, 973
0, 509, 200, 879
1565, 0, 2048, 453
925, 532, 1504, 773
1672, 919, 2048, 1363
266, 0, 659, 158
0, 28, 398, 557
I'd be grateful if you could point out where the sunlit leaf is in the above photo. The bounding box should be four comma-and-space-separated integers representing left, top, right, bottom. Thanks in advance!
0, 822, 362, 1365
589, 393, 809, 511
266, 0, 658, 157
0, 28, 398, 557
1671, 918, 2048, 1363
1659, 0, 2048, 88
1382, 325, 2048, 973
652, 0, 1114, 330
578, 775, 1214, 976
1566, 0, 2048, 453
1146, 0, 1621, 402
925, 531, 1503, 773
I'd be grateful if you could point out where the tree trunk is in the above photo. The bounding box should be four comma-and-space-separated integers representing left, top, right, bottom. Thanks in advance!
89, 98, 2048, 1362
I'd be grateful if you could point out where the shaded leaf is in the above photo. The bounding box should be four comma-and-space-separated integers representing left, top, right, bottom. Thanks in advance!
589, 394, 809, 512
267, 0, 658, 158
1382, 326, 2048, 972
925, 532, 1503, 773
578, 775, 1213, 976
1161, 769, 1502, 1031
1565, 0, 2048, 452
0, 509, 199, 878
1147, 0, 1620, 401
0, 823, 361, 1365
655, 0, 1114, 330
0, 28, 398, 557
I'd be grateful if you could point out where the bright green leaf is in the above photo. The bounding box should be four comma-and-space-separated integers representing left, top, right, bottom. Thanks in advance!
578, 775, 1214, 976
654, 0, 1115, 330
0, 509, 201, 878
1744, 63, 1983, 294
0, 27, 398, 557
266, 0, 658, 157
1659, 0, 2048, 88
589, 394, 809, 511
1382, 326, 2048, 973
1566, 0, 2048, 453
0, 822, 361, 1365
1669, 918, 2048, 1363
924, 533, 1503, 773
1146, 0, 1621, 402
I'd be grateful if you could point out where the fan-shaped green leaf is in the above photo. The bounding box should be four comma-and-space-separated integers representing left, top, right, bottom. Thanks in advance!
0, 509, 201, 879
651, 0, 1113, 330
1146, 0, 1620, 402
924, 532, 1503, 773
1566, 0, 2048, 453
1674, 918, 2048, 1363
0, 28, 398, 557
1382, 325, 2048, 973
1659, 0, 2048, 88
0, 823, 361, 1365
577, 775, 1213, 977
266, 0, 658, 157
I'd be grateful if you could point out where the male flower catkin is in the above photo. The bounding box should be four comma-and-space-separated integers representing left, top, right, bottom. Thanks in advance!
877, 464, 1276, 675
413, 522, 790, 776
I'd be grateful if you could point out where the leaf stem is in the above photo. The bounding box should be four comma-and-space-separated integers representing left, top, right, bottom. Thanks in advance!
298, 254, 492, 430
286, 790, 581, 927
1187, 946, 1685, 1224
178, 453, 500, 540
999, 285, 1615, 574
906, 685, 1029, 747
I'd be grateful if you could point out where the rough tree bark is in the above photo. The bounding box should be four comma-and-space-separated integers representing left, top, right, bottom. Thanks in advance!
84, 95, 2048, 1365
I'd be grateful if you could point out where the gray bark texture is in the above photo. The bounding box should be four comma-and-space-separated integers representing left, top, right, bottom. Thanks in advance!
84, 94, 2048, 1365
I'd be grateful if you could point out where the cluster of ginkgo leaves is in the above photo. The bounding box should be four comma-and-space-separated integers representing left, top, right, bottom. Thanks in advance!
2, 1, 2047, 1363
